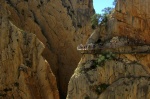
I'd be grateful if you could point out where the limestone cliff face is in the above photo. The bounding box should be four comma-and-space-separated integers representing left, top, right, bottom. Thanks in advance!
67, 0, 150, 99
67, 37, 150, 99
110, 0, 150, 43
0, 4, 59, 99
5, 0, 94, 97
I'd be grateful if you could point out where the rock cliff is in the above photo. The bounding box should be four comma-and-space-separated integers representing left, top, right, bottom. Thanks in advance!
0, 3, 59, 99
110, 0, 150, 43
4, 0, 94, 98
67, 0, 150, 99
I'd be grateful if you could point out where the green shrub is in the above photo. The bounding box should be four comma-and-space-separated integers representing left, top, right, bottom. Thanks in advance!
95, 84, 109, 94
92, 52, 115, 67
91, 7, 114, 28
91, 14, 101, 29
102, 7, 113, 15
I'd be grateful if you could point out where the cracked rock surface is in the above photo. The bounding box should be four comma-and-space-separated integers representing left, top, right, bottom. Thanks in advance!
67, 37, 150, 99
5, 0, 94, 97
0, 4, 59, 99
67, 0, 150, 97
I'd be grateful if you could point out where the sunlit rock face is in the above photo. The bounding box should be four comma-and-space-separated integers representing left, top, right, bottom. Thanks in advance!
67, 0, 150, 99
109, 0, 150, 43
5, 0, 94, 97
0, 3, 59, 99
67, 37, 150, 99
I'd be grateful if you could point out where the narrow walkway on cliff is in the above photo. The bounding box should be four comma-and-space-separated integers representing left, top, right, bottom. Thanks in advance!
77, 37, 150, 54
77, 44, 150, 54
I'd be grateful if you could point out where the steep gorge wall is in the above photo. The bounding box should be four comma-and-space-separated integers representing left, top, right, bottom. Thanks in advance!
0, 3, 59, 99
67, 0, 150, 99
5, 0, 94, 97
110, 0, 150, 43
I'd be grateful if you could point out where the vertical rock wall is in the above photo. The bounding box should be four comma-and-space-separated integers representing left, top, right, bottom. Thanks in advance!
5, 0, 94, 97
0, 3, 59, 99
109, 0, 150, 43
67, 0, 150, 99
67, 39, 150, 99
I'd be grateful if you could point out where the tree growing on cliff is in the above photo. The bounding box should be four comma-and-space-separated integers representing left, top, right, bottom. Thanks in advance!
91, 0, 117, 29
100, 7, 113, 23
102, 7, 113, 15
91, 7, 113, 29
91, 14, 101, 29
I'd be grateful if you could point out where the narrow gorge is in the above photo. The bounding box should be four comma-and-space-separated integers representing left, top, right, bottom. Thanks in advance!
67, 0, 150, 99
0, 0, 150, 99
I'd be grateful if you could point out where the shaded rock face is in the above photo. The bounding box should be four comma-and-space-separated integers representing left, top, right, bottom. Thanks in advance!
61, 0, 94, 28
67, 0, 150, 98
0, 4, 59, 99
5, 0, 94, 97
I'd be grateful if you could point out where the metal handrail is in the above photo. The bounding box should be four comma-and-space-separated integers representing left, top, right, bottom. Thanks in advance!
77, 45, 150, 54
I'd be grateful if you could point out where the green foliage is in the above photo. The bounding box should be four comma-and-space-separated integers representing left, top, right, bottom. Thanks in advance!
91, 0, 117, 28
93, 52, 115, 67
99, 14, 108, 24
91, 14, 101, 29
100, 7, 113, 24
102, 7, 113, 15
95, 84, 109, 95
91, 7, 114, 28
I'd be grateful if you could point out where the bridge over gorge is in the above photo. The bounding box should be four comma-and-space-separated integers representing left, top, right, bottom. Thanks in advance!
77, 44, 150, 54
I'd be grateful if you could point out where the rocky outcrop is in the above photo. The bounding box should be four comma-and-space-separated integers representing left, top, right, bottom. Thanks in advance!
99, 77, 150, 99
67, 37, 150, 99
5, 0, 94, 97
110, 0, 150, 43
61, 0, 94, 28
67, 0, 150, 98
0, 4, 59, 99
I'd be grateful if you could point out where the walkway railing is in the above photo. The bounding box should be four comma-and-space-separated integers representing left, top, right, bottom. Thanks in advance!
77, 44, 150, 54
